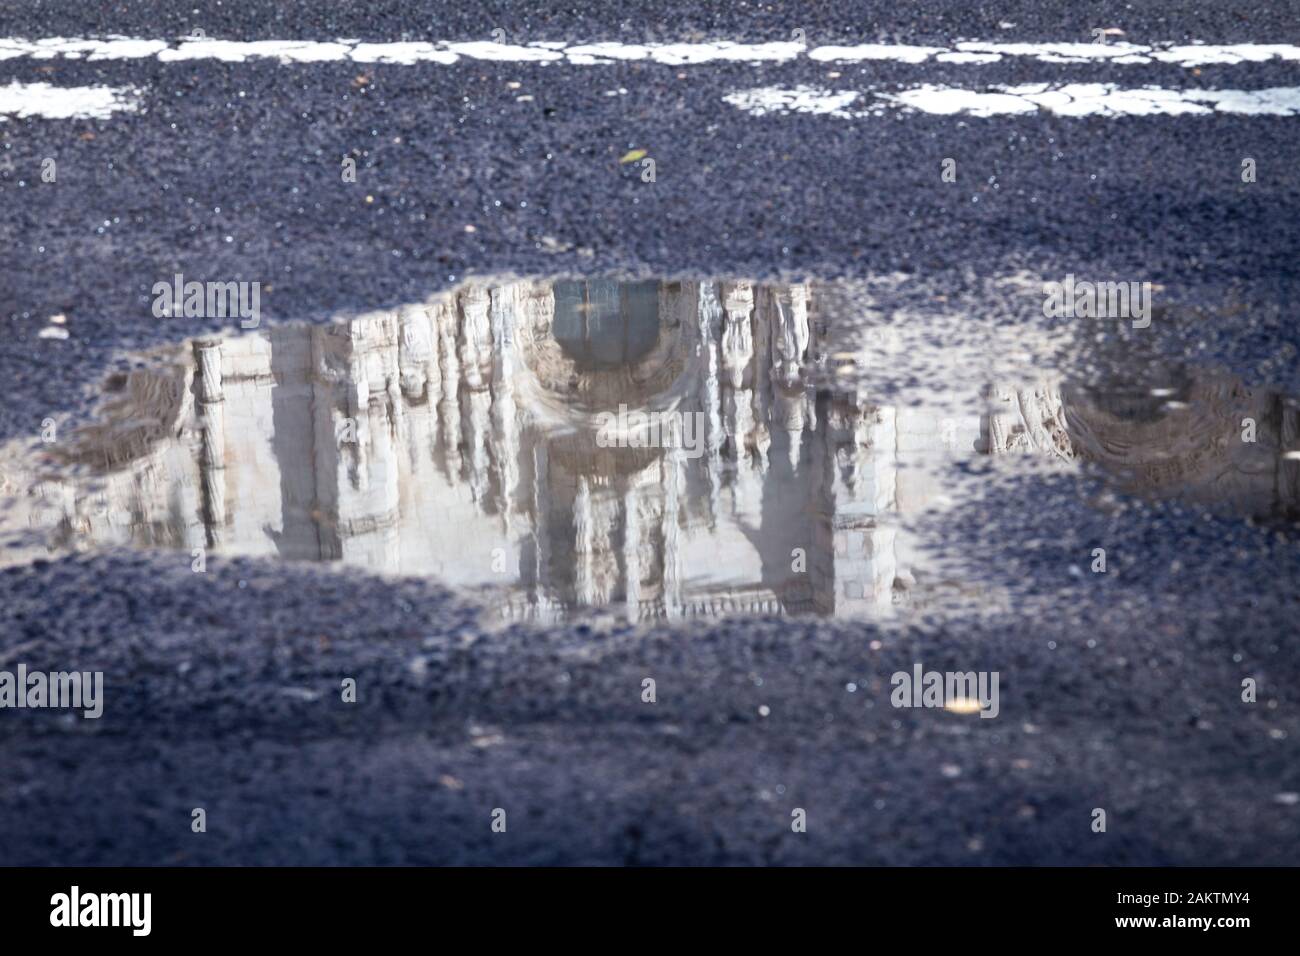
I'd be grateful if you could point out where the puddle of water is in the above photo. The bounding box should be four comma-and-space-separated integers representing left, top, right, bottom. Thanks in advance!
2, 277, 1297, 622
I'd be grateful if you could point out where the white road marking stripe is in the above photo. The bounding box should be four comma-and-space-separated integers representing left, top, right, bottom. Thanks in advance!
3, 76, 1291, 127
725, 83, 1300, 118
1, 36, 1300, 67
0, 80, 139, 120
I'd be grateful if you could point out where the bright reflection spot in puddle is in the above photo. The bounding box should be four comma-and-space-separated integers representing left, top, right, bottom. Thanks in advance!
1, 276, 1298, 622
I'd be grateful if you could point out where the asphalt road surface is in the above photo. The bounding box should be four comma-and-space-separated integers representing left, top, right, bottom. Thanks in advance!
0, 1, 1297, 865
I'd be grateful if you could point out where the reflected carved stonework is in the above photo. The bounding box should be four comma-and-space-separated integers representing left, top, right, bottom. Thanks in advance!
2, 277, 1297, 622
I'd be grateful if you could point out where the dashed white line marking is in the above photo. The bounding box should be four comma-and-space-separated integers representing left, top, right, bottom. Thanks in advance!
0, 80, 139, 120
725, 83, 1300, 118
5, 37, 1298, 125
1, 36, 1299, 67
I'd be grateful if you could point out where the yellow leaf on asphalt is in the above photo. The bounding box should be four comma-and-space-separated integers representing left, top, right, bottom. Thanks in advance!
619, 149, 647, 163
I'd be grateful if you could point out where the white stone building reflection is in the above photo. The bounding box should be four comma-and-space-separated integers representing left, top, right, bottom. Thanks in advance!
7, 278, 1298, 621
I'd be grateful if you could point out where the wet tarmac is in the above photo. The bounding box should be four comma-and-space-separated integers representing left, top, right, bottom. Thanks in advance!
2, 0, 1298, 867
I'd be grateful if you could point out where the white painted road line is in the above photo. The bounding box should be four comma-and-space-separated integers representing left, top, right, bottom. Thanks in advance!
0, 80, 139, 120
2, 36, 1300, 68
4, 35, 1298, 125
725, 84, 1300, 118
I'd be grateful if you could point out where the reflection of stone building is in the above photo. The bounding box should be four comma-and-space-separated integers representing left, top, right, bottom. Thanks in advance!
5, 278, 1298, 620
985, 373, 1300, 514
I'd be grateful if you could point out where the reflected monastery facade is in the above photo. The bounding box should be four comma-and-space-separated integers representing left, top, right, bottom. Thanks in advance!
5, 279, 1298, 620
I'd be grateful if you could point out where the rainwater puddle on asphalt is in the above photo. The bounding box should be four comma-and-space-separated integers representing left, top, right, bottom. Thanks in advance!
2, 276, 1297, 622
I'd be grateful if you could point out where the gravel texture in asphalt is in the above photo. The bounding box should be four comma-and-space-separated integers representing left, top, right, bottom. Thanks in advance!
0, 1, 1297, 865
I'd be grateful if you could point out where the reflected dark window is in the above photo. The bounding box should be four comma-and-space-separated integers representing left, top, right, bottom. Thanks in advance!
552, 280, 660, 369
